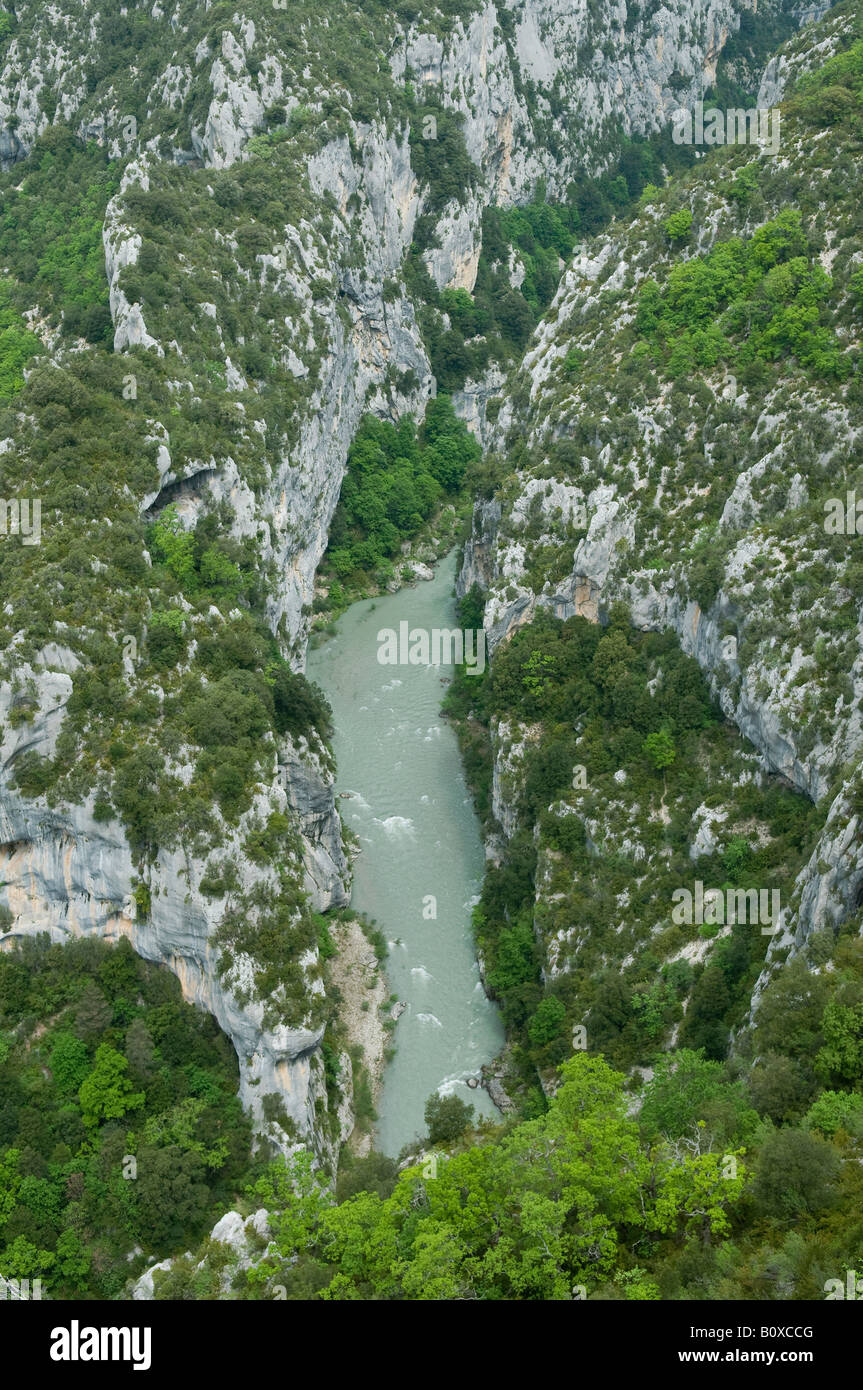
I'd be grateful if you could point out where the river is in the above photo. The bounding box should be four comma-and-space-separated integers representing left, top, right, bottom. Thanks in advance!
306, 551, 504, 1156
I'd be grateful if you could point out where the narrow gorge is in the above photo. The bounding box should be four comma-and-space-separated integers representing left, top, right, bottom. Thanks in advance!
0, 0, 862, 1312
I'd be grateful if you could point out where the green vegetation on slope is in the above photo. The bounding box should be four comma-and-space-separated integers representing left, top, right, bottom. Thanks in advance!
320, 397, 480, 597
0, 109, 342, 1029
151, 1033, 863, 1299
0, 128, 118, 347
0, 133, 119, 398
445, 606, 816, 1084
1, 352, 330, 848
409, 134, 695, 394
2, 0, 863, 1307
0, 937, 256, 1298
636, 208, 848, 382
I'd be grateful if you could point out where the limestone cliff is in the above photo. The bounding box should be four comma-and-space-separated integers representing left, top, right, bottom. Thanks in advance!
457, 0, 863, 1027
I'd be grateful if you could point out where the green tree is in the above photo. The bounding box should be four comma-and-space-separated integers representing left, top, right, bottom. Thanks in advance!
804, 1089, 863, 1137
753, 959, 829, 1058
424, 1093, 474, 1146
55, 1229, 91, 1286
752, 1128, 840, 1220
149, 505, 197, 590
0, 1148, 21, 1230
643, 728, 676, 771
250, 1149, 333, 1256
615, 1266, 662, 1300
143, 1098, 229, 1170
131, 1145, 210, 1247
397, 1224, 466, 1300
528, 996, 566, 1046
0, 1234, 55, 1282
815, 1000, 863, 1084
0, 325, 41, 400
650, 1148, 746, 1243
592, 630, 635, 688
664, 208, 693, 241
78, 1044, 145, 1129
521, 649, 556, 698
748, 1052, 812, 1123
48, 1033, 90, 1096
73, 980, 112, 1040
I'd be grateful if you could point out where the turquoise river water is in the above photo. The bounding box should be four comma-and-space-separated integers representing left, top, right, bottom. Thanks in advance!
306, 551, 504, 1156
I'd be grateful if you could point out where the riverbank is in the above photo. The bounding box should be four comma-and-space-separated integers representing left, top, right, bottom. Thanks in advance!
327, 917, 390, 1157
311, 499, 467, 627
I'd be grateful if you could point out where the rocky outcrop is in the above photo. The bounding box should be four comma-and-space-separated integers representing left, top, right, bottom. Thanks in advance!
757, 1, 849, 105
132, 1207, 273, 1299
394, 0, 765, 208
491, 717, 538, 839
452, 367, 507, 447
457, 496, 502, 600
103, 163, 162, 356
0, 650, 351, 1160
752, 781, 863, 1011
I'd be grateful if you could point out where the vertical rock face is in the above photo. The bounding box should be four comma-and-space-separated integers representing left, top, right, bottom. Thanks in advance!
0, 0, 808, 1160
263, 129, 433, 655
458, 497, 503, 599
